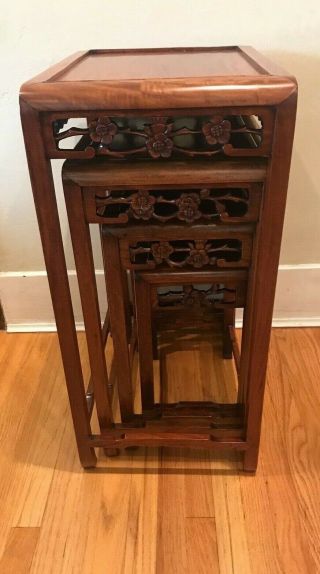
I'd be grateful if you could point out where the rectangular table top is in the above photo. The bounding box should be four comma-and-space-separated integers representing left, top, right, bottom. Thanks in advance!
20, 46, 297, 111
54, 47, 264, 81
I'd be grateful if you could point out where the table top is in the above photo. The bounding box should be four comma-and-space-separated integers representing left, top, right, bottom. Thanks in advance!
20, 46, 297, 111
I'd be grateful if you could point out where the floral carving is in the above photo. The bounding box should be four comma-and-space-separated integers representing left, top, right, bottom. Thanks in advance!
202, 116, 231, 145
129, 238, 243, 269
130, 190, 155, 220
145, 119, 174, 159
158, 284, 238, 309
186, 241, 210, 268
176, 193, 201, 223
151, 242, 174, 263
54, 114, 263, 158
182, 285, 208, 307
95, 187, 251, 223
89, 117, 118, 145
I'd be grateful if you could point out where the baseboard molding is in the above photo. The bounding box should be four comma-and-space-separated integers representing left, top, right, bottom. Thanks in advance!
0, 270, 107, 333
1, 265, 320, 332
6, 322, 88, 333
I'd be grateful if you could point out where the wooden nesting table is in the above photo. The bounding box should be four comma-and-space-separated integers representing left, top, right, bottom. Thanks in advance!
20, 47, 297, 471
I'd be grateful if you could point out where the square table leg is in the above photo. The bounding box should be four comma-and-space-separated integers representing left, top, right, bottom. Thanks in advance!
20, 102, 99, 468
63, 179, 115, 447
101, 232, 134, 421
134, 274, 155, 410
240, 94, 297, 472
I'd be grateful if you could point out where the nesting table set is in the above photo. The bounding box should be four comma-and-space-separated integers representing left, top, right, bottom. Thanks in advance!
20, 47, 297, 471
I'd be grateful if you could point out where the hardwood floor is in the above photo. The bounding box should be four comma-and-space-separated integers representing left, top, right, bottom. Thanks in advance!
0, 328, 319, 573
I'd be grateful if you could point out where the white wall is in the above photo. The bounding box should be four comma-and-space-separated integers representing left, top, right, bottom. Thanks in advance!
0, 0, 320, 325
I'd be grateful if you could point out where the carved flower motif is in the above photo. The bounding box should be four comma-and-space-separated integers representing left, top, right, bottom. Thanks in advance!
176, 193, 201, 223
186, 241, 210, 268
130, 190, 155, 220
151, 242, 174, 262
182, 286, 206, 307
145, 120, 174, 159
202, 116, 231, 145
89, 117, 118, 146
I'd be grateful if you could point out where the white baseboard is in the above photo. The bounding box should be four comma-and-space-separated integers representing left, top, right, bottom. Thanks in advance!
1, 265, 320, 332
0, 270, 107, 333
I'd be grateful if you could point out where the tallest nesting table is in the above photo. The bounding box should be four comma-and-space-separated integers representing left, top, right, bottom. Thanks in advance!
20, 47, 297, 471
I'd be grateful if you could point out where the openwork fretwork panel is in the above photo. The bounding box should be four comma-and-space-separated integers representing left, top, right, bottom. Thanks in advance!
156, 282, 246, 309
120, 237, 252, 270
45, 110, 274, 159
85, 185, 261, 225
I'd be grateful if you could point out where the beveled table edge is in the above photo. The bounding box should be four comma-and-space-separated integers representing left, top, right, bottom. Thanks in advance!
19, 46, 297, 111
62, 158, 268, 187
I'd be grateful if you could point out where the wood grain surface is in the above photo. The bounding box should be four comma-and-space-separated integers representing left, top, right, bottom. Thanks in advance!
0, 329, 319, 573
20, 47, 297, 111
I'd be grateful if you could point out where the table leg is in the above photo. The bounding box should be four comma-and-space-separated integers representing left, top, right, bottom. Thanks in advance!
240, 94, 297, 472
134, 275, 155, 410
101, 232, 134, 421
122, 270, 132, 340
63, 180, 115, 448
150, 286, 159, 360
223, 307, 235, 359
20, 101, 97, 468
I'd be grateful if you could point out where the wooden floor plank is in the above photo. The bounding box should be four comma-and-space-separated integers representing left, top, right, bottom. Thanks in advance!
120, 449, 159, 574
156, 448, 188, 574
0, 527, 40, 574
236, 328, 320, 574
11, 338, 71, 527
0, 329, 319, 573
211, 455, 252, 574
185, 518, 220, 573
239, 473, 284, 574
261, 330, 320, 572
30, 415, 133, 574
258, 392, 318, 574
29, 339, 159, 574
0, 334, 69, 558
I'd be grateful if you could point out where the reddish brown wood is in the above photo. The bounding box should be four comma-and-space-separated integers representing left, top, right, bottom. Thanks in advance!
121, 270, 132, 340
138, 269, 248, 285
223, 308, 235, 359
100, 232, 134, 421
85, 434, 247, 451
131, 265, 246, 405
63, 179, 113, 433
63, 159, 268, 188
228, 325, 241, 374
19, 102, 97, 468
133, 275, 155, 409
241, 93, 297, 472
85, 183, 262, 226
20, 47, 296, 111
20, 47, 297, 471
48, 112, 271, 160
117, 226, 252, 272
